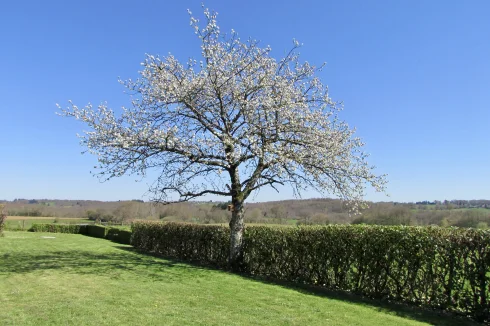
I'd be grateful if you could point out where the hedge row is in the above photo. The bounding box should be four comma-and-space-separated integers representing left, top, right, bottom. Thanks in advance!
106, 228, 132, 244
131, 222, 490, 322
29, 224, 131, 245
131, 222, 229, 268
86, 225, 108, 238
29, 223, 87, 234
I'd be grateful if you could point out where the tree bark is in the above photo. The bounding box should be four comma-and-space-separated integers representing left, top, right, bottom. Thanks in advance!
228, 163, 246, 271
229, 197, 245, 270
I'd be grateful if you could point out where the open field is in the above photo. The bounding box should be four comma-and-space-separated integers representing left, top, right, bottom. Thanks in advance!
4, 217, 92, 230
0, 231, 477, 326
7, 216, 62, 220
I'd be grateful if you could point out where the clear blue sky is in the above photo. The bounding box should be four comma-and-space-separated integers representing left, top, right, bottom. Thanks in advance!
1, 0, 489, 203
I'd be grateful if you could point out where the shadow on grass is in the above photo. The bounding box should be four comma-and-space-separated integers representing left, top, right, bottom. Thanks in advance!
115, 247, 481, 326
117, 247, 481, 326
235, 274, 481, 326
1, 244, 480, 325
0, 246, 209, 282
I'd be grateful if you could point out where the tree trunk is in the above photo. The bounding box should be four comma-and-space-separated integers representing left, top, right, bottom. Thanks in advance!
229, 198, 245, 270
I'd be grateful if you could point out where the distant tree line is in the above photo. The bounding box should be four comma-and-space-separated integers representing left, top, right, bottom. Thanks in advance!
2, 198, 490, 228
413, 199, 490, 209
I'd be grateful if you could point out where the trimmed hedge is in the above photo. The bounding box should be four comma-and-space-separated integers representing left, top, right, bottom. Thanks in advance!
131, 222, 229, 268
29, 223, 132, 245
131, 222, 490, 322
106, 228, 132, 245
86, 225, 109, 238
29, 223, 87, 234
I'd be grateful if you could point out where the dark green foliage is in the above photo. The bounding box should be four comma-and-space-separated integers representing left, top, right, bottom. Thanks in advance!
29, 223, 131, 244
86, 225, 109, 238
106, 228, 132, 244
85, 210, 115, 222
132, 222, 490, 322
85, 210, 100, 221
131, 222, 229, 268
29, 223, 87, 234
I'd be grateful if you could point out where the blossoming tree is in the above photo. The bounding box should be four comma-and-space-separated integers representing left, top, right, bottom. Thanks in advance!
59, 8, 387, 267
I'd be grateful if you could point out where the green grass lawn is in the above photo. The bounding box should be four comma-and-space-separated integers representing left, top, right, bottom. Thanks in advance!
0, 232, 477, 326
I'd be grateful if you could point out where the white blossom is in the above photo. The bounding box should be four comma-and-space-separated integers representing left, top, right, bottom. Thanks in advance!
58, 7, 387, 213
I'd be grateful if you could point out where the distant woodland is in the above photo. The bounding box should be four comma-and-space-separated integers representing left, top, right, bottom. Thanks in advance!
2, 198, 490, 228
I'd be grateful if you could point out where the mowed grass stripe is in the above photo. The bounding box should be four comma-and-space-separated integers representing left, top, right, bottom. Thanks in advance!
0, 232, 474, 325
